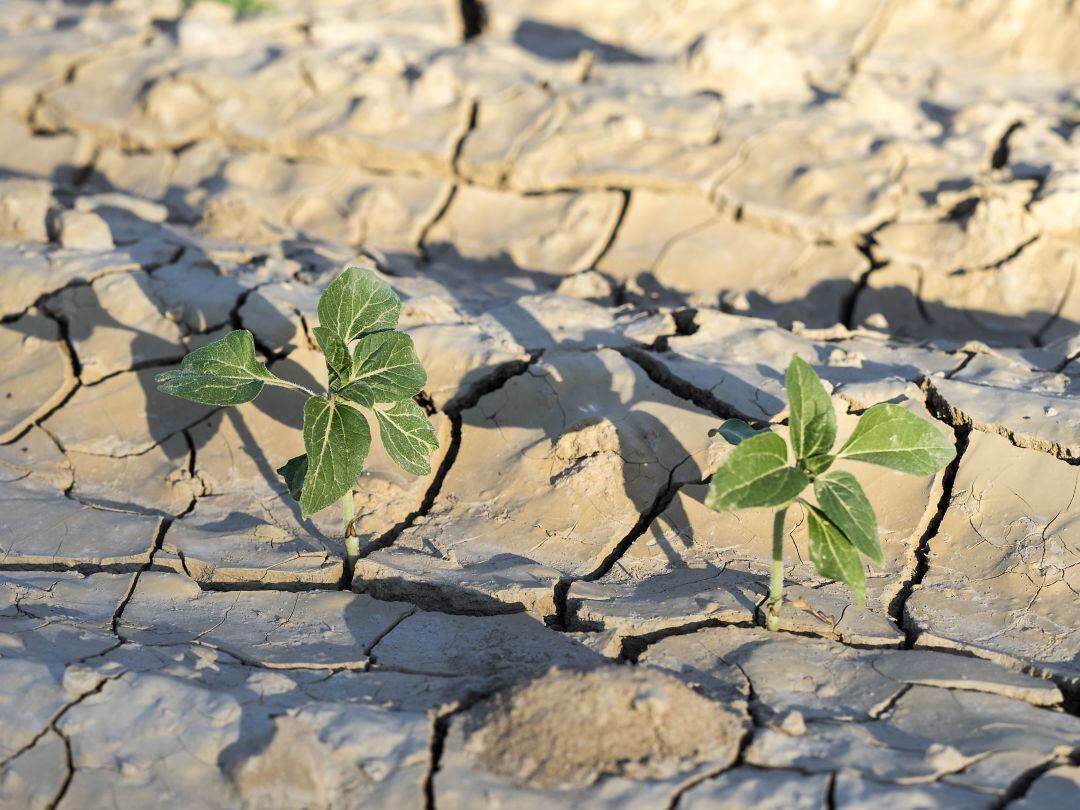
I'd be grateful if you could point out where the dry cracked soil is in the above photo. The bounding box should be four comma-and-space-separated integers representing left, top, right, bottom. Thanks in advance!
1, 0, 1080, 808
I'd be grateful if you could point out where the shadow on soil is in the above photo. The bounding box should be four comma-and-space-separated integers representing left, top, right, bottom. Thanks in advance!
512, 18, 652, 64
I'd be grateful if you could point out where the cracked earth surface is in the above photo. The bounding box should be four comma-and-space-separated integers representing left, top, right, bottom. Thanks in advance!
1, 0, 1080, 807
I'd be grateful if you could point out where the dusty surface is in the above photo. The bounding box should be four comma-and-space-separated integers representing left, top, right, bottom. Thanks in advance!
437, 667, 746, 808
1, 0, 1079, 807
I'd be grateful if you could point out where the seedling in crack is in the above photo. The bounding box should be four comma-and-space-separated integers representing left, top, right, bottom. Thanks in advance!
706, 356, 954, 631
155, 266, 438, 579
184, 0, 274, 14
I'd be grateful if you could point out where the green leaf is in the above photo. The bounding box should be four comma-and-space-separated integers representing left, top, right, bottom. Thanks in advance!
785, 355, 836, 462
276, 454, 307, 502
804, 454, 834, 476
155, 330, 278, 406
805, 504, 867, 605
337, 380, 374, 408
813, 471, 883, 565
313, 326, 351, 389
374, 400, 439, 476
705, 432, 809, 511
316, 266, 401, 343
299, 396, 371, 517
340, 331, 426, 405
837, 403, 956, 475
709, 419, 762, 446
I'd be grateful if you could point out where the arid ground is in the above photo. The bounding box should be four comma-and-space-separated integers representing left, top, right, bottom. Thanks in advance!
2, 1, 1080, 807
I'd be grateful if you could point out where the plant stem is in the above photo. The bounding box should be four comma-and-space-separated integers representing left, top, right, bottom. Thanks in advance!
267, 379, 320, 399
341, 489, 358, 584
767, 506, 788, 631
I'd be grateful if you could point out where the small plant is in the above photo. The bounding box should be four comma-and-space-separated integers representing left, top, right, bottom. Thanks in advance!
156, 267, 438, 578
184, 0, 274, 15
706, 356, 955, 631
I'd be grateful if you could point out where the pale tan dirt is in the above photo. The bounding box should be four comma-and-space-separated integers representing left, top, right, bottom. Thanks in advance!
1, 0, 1079, 807
460, 668, 744, 789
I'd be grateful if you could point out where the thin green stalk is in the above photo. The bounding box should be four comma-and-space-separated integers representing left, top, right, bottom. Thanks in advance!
265, 378, 320, 399
766, 506, 788, 631
341, 489, 358, 583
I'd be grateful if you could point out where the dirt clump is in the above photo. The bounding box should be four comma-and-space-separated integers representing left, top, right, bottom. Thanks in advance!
462, 667, 745, 789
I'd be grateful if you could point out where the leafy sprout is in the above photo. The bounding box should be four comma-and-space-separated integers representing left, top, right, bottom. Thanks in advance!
156, 266, 438, 578
706, 356, 955, 631
183, 0, 274, 15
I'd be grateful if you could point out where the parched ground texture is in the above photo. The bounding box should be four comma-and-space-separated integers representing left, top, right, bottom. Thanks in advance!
2, 0, 1080, 807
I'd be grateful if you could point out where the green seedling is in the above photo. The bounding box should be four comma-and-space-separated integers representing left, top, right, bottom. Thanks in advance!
156, 266, 438, 578
184, 0, 274, 15
706, 356, 955, 631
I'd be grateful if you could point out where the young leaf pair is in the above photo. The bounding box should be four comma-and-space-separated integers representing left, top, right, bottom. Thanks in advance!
156, 267, 438, 524
705, 356, 954, 629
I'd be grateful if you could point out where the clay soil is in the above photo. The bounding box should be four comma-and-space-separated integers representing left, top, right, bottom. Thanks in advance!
1, 1, 1079, 808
